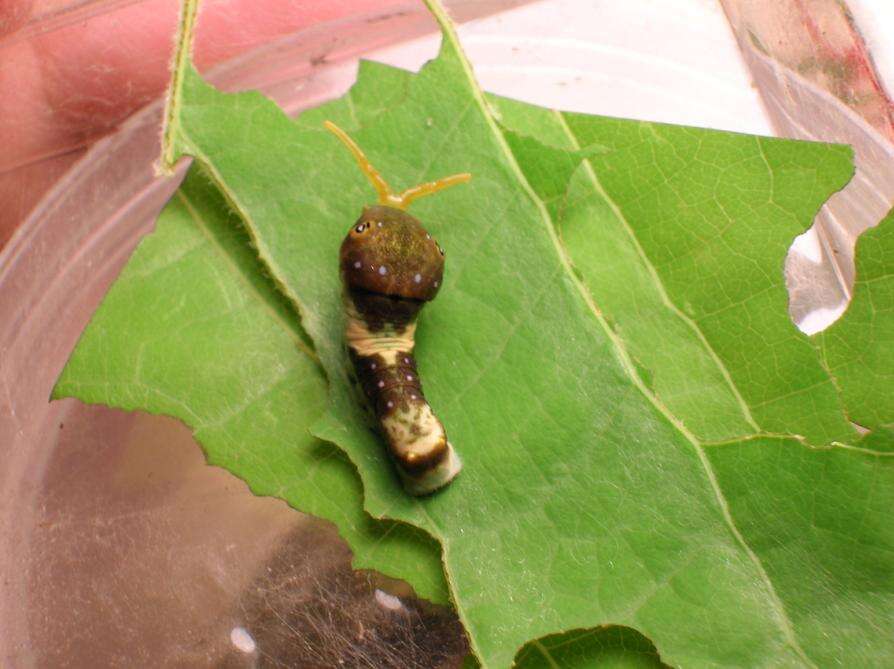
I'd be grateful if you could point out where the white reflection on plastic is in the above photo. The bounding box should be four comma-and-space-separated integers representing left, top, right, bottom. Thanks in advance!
790, 228, 824, 264
797, 303, 848, 336
374, 588, 404, 611
230, 626, 257, 654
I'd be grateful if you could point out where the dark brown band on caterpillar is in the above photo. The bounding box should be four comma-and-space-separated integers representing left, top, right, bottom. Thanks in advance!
347, 288, 422, 334
349, 348, 449, 475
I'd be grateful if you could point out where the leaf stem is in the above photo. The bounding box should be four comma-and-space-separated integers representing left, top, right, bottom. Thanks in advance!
161, 0, 201, 173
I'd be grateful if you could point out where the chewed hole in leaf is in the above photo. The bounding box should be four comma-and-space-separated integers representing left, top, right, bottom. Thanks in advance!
514, 626, 667, 669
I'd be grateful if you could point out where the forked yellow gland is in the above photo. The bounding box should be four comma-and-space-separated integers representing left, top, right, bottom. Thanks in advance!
324, 120, 471, 211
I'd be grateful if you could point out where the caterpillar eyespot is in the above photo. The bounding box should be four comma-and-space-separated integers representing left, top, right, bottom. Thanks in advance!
325, 120, 471, 496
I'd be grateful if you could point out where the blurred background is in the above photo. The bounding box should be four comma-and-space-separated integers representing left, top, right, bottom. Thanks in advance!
1, 1, 892, 666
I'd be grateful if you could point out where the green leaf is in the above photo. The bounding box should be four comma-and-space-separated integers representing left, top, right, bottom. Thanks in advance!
496, 104, 856, 445
815, 210, 894, 430
705, 435, 894, 666
57, 0, 894, 666
54, 168, 449, 604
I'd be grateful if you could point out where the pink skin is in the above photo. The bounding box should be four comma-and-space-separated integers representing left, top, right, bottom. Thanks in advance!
0, 0, 399, 246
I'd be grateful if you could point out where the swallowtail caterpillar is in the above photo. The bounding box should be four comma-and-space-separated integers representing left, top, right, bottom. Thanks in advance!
325, 121, 470, 495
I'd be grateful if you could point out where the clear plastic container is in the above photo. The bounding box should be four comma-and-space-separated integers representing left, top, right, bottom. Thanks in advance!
2, 0, 891, 665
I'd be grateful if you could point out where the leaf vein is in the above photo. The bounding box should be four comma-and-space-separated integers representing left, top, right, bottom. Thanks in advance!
552, 109, 762, 435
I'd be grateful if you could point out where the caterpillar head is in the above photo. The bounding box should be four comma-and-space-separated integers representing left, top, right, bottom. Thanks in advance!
340, 205, 445, 301
325, 120, 469, 302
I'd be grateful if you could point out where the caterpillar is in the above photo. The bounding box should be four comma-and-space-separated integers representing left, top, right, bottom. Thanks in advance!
325, 121, 470, 496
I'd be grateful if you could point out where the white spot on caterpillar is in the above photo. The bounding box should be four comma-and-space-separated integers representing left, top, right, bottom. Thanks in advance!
406, 374, 412, 381
411, 394, 417, 400
414, 273, 422, 283
377, 221, 383, 227
377, 380, 385, 388
433, 281, 439, 288
387, 401, 394, 408
353, 261, 362, 269
378, 266, 387, 275
403, 357, 410, 364
371, 362, 377, 370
